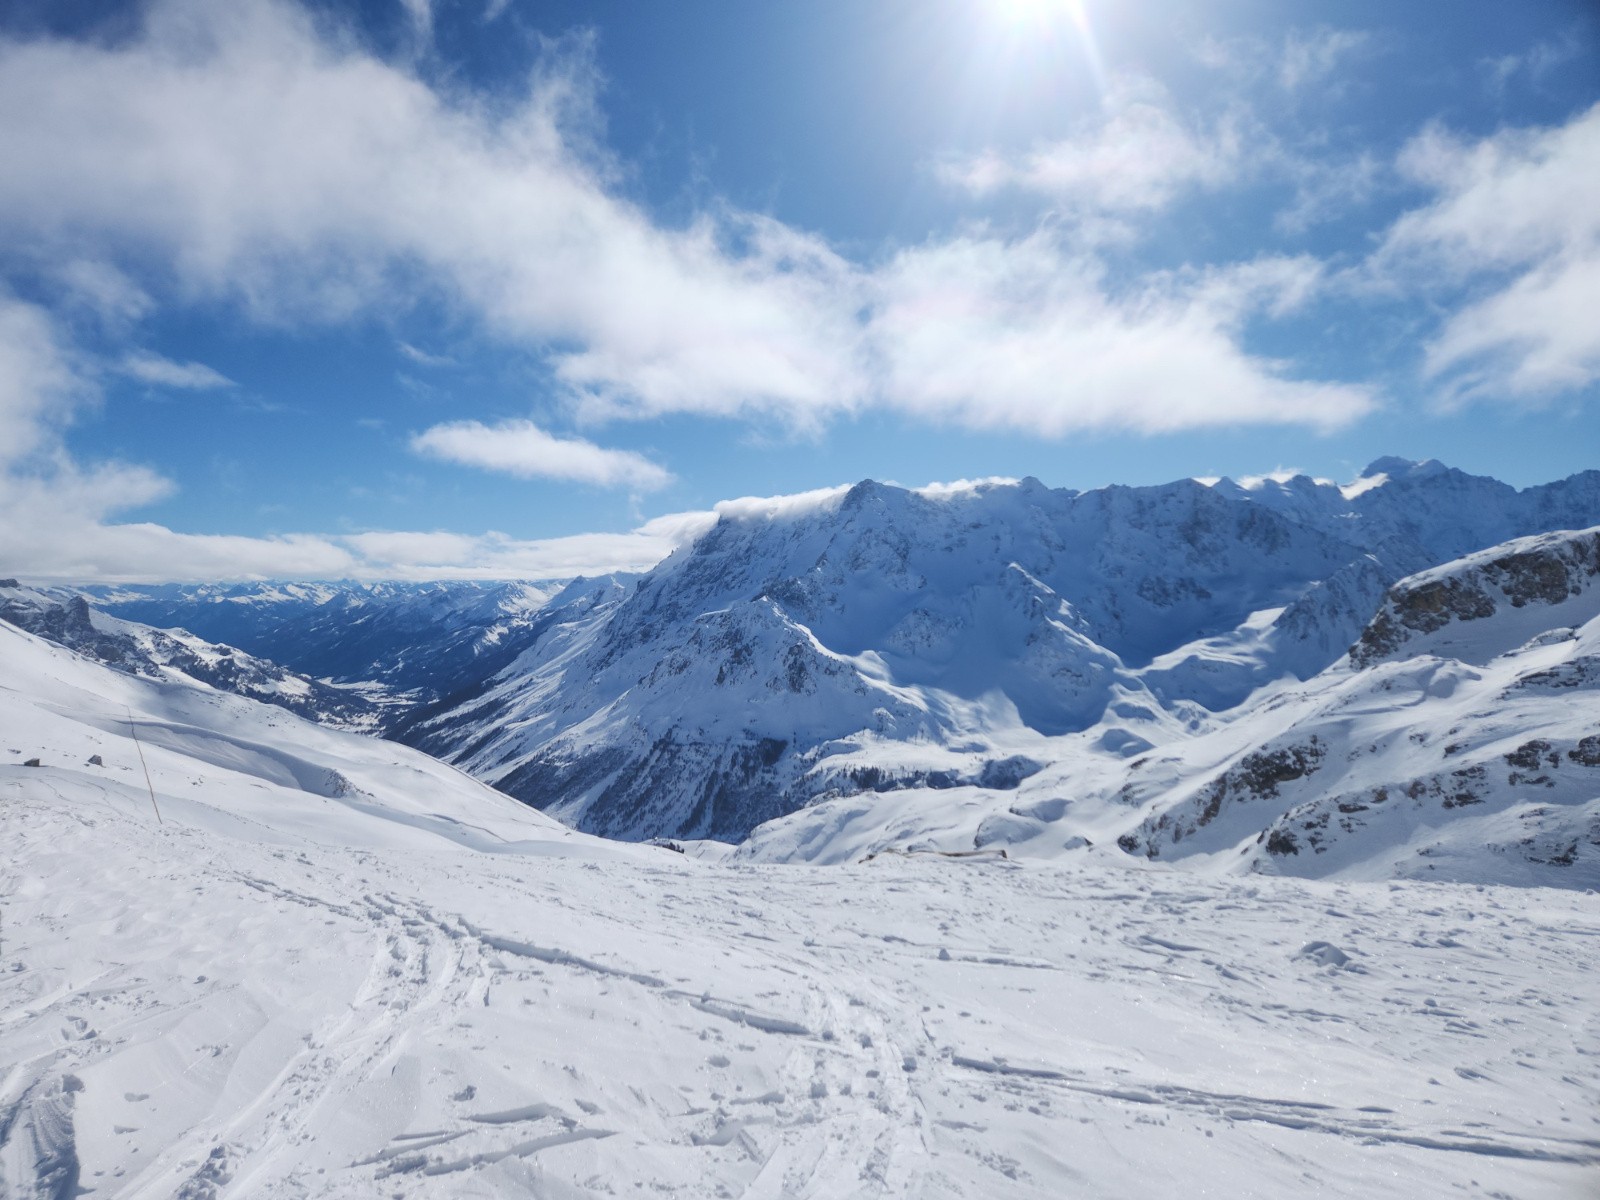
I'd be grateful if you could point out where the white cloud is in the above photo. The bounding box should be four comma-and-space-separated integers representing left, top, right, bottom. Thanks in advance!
1376, 102, 1600, 401
0, 292, 92, 468
0, 1, 1364, 442
0, 1, 1391, 586
398, 341, 455, 368
1423, 250, 1600, 396
912, 477, 1021, 501
1278, 29, 1369, 92
0, 0, 870, 428
120, 351, 235, 390
1, 494, 701, 584
938, 78, 1241, 217
53, 260, 155, 328
865, 235, 1372, 435
336, 524, 690, 581
411, 418, 674, 490
710, 484, 853, 524
0, 290, 694, 583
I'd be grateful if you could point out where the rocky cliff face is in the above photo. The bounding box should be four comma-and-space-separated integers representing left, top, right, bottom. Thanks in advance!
1350, 528, 1600, 668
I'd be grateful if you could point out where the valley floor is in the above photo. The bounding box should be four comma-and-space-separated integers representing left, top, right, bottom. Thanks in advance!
4, 772, 1597, 1199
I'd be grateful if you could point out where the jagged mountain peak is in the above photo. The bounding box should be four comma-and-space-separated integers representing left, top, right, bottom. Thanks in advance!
1359, 455, 1449, 481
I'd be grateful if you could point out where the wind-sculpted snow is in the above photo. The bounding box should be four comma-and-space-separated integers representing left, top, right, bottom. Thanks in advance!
3, 620, 1597, 1198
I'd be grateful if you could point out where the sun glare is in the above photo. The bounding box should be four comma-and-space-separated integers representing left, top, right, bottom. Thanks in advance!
986, 0, 1104, 93
992, 0, 1092, 31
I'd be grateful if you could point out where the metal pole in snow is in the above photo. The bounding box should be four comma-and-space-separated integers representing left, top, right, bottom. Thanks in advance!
126, 707, 162, 825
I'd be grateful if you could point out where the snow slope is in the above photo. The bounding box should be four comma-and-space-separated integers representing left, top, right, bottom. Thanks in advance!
3, 620, 1597, 1198
738, 526, 1600, 889
1115, 526, 1600, 885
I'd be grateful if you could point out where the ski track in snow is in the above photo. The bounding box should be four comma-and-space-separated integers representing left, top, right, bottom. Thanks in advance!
4, 781, 1598, 1199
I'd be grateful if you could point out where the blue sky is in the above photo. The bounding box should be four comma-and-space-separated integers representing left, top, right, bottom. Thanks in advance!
0, 0, 1596, 580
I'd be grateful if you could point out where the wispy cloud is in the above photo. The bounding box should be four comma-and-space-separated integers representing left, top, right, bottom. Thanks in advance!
1484, 33, 1584, 94
1195, 26, 1372, 94
53, 260, 154, 328
1278, 28, 1370, 92
411, 418, 674, 490
119, 351, 235, 390
398, 341, 455, 368
1375, 102, 1600, 402
937, 77, 1242, 218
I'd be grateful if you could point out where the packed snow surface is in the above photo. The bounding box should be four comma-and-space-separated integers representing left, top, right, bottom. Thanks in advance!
3, 620, 1598, 1198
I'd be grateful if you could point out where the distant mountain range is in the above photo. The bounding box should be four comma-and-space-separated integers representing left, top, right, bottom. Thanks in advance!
0, 581, 390, 731
78, 579, 566, 727
13, 456, 1598, 886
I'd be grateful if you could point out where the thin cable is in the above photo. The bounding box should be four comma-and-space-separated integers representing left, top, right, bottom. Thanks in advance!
126, 706, 162, 825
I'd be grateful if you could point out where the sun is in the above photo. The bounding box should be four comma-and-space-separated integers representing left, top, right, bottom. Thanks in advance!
991, 0, 1092, 30
993, 0, 1051, 17
984, 0, 1104, 91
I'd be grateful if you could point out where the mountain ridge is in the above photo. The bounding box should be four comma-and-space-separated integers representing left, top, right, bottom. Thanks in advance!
26, 457, 1600, 883
399, 459, 1600, 854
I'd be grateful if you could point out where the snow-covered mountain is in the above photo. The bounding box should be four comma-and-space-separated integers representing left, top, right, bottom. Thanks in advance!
4, 611, 1596, 1198
406, 460, 1600, 850
731, 523, 1600, 886
0, 581, 389, 731
1113, 526, 1600, 885
86, 579, 567, 721
21, 458, 1600, 885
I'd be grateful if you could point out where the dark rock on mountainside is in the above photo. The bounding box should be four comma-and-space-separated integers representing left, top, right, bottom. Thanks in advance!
1351, 528, 1600, 668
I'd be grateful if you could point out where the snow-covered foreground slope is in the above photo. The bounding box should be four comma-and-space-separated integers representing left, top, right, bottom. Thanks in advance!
4, 621, 1600, 1198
